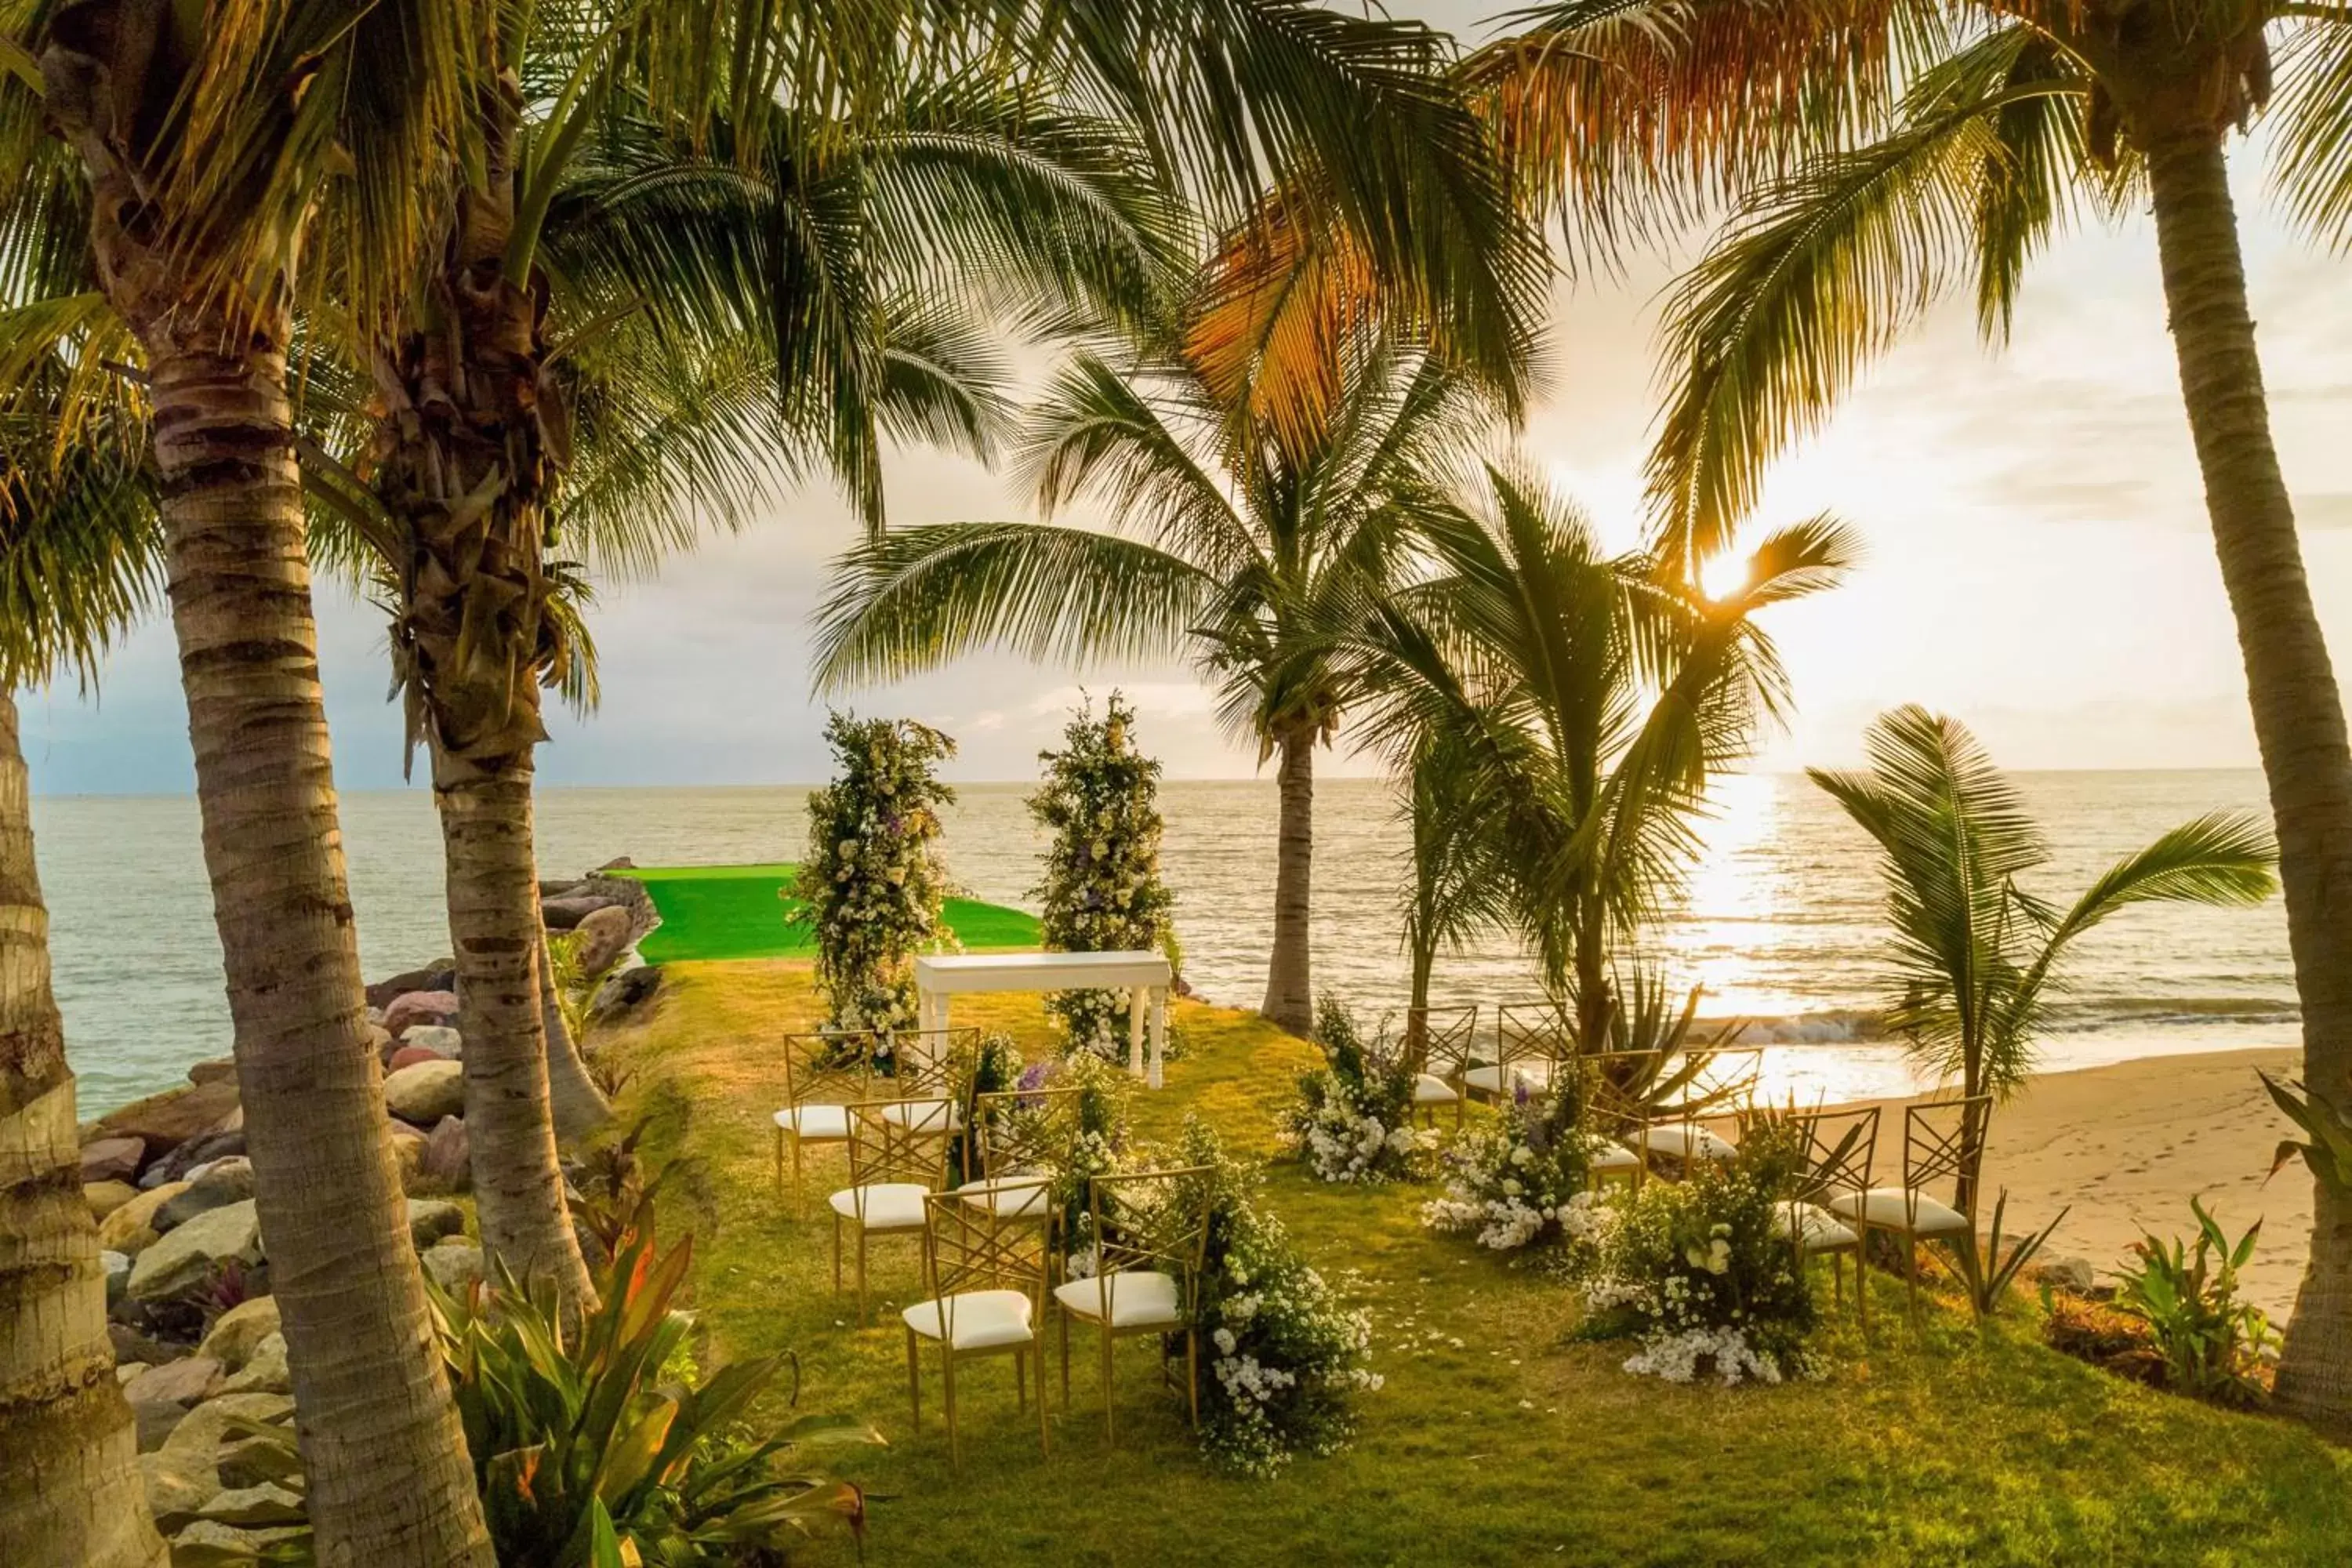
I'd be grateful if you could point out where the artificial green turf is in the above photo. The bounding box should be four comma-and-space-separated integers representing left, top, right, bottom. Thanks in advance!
610, 862, 1040, 964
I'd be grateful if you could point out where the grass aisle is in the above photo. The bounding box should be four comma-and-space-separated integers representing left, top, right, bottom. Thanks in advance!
600, 961, 2352, 1567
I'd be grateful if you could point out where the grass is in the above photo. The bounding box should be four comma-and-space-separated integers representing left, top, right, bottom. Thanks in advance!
608, 863, 1042, 963
596, 960, 2352, 1567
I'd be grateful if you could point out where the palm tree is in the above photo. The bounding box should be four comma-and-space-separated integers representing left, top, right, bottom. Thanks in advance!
816, 333, 1503, 1033
1398, 726, 1508, 1031
1492, 0, 2352, 1428
1810, 706, 2277, 1205
0, 355, 164, 1565
1334, 465, 1857, 1047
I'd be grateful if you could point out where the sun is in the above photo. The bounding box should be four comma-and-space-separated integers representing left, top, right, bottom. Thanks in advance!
1699, 550, 1753, 602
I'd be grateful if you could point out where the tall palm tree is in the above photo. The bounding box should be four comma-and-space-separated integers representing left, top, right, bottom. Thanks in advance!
1399, 725, 1508, 1028
816, 333, 1502, 1033
1813, 706, 2277, 1204
1334, 465, 1857, 1047
1491, 0, 2352, 1428
0, 354, 164, 1566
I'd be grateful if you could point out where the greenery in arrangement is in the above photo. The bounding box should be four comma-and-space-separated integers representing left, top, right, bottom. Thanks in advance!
2114, 1198, 2278, 1408
1811, 706, 2276, 1198
1421, 1075, 1599, 1253
1028, 693, 1180, 1058
1279, 997, 1425, 1185
1178, 1122, 1383, 1479
1577, 1127, 1817, 1386
998, 1052, 1134, 1265
792, 714, 960, 1044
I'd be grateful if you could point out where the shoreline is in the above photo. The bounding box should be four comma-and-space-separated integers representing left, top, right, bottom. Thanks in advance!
1849, 1046, 2306, 1321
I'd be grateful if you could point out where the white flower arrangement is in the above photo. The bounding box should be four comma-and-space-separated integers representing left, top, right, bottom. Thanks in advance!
1419, 1079, 1596, 1252
1281, 999, 1428, 1185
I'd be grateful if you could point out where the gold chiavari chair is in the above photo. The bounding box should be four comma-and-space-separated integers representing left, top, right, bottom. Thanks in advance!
1625, 1046, 1764, 1176
1465, 1000, 1570, 1099
1404, 1004, 1480, 1131
1750, 1102, 1879, 1330
1053, 1165, 1214, 1446
1824, 1095, 1990, 1327
905, 1178, 1054, 1467
876, 1025, 983, 1138
832, 1098, 955, 1326
771, 1029, 877, 1215
964, 1086, 1083, 1224
1580, 1052, 1658, 1191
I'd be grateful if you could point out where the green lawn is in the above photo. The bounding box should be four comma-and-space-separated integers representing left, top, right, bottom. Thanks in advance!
597, 961, 2352, 1567
609, 863, 1041, 963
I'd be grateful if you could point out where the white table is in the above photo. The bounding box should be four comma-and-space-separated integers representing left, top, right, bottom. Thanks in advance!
913, 950, 1173, 1087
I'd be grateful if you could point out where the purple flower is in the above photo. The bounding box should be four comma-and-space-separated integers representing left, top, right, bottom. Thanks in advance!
1512, 1078, 1532, 1109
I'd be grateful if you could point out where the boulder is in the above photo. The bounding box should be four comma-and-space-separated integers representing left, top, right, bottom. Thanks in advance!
383, 989, 461, 1038
99, 1181, 191, 1254
590, 963, 662, 1020
160, 1392, 292, 1462
109, 1323, 187, 1370
141, 1446, 220, 1532
539, 894, 605, 930
597, 855, 636, 873
2034, 1256, 2098, 1294
419, 1237, 485, 1295
196, 1296, 281, 1372
129, 1200, 263, 1302
216, 1432, 302, 1490
198, 1481, 307, 1528
400, 1024, 464, 1058
96, 1080, 240, 1160
383, 1058, 466, 1125
122, 1356, 223, 1409
218, 1333, 290, 1396
420, 1116, 470, 1188
133, 1399, 187, 1453
156, 1157, 255, 1232
367, 964, 454, 1011
172, 1519, 308, 1557
363, 1022, 396, 1065
387, 1121, 429, 1190
143, 1113, 246, 1187
81, 1135, 148, 1184
102, 1250, 132, 1306
405, 1199, 466, 1250
388, 1044, 444, 1073
186, 1058, 238, 1088
572, 905, 636, 976
85, 1179, 140, 1218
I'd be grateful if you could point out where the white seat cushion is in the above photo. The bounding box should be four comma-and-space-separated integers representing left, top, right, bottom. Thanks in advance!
1638, 1124, 1740, 1162
1824, 1187, 1971, 1236
1463, 1060, 1552, 1095
1412, 1073, 1460, 1105
828, 1182, 931, 1231
1590, 1143, 1640, 1173
773, 1103, 851, 1140
1054, 1270, 1181, 1329
880, 1098, 964, 1133
1774, 1200, 1859, 1252
902, 1289, 1036, 1350
956, 1176, 1050, 1218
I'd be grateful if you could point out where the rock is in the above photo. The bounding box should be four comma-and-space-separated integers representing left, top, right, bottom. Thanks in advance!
134, 1399, 188, 1453
143, 1116, 247, 1187
386, 1121, 429, 1190
198, 1481, 307, 1528
2034, 1256, 2098, 1294
388, 1044, 444, 1073
171, 1518, 309, 1558
96, 1080, 240, 1160
186, 1058, 238, 1087
85, 1179, 140, 1218
141, 1447, 221, 1531
573, 905, 636, 975
382, 989, 461, 1037
590, 963, 662, 1020
539, 894, 604, 930
196, 1296, 281, 1372
122, 1356, 223, 1409
383, 1058, 466, 1125
109, 1323, 187, 1369
400, 1024, 464, 1058
216, 1433, 302, 1490
129, 1200, 263, 1302
367, 964, 452, 1011
405, 1199, 466, 1249
102, 1249, 132, 1305
82, 1135, 148, 1184
597, 855, 636, 872
100, 1181, 191, 1254
160, 1392, 292, 1462
420, 1237, 485, 1295
420, 1116, 470, 1188
364, 1022, 396, 1065
217, 1333, 290, 1396
156, 1157, 255, 1232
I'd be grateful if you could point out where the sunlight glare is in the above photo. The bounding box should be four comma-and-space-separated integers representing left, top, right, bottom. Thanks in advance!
1699, 550, 1753, 601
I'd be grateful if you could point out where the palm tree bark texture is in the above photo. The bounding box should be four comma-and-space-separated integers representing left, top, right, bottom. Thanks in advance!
368, 67, 593, 1308
0, 693, 165, 1568
40, 21, 497, 1562
1261, 724, 1318, 1035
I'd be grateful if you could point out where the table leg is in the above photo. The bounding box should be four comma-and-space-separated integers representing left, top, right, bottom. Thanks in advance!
1149, 986, 1167, 1091
1127, 987, 1145, 1079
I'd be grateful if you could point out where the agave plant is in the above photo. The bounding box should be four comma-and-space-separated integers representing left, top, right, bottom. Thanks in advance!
1945, 1190, 2069, 1327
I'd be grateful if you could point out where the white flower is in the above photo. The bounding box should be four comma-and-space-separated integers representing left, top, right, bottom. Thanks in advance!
1213, 1327, 1238, 1356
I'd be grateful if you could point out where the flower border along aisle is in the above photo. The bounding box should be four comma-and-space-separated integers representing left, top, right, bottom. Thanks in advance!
1420, 1075, 1602, 1253
1281, 998, 1427, 1183
1027, 693, 1180, 1060
792, 714, 958, 1047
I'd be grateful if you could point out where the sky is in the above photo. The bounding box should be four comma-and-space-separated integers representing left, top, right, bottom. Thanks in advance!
21, 6, 2352, 796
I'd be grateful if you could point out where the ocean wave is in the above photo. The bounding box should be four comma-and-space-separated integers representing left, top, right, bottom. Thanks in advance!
1707, 996, 2299, 1046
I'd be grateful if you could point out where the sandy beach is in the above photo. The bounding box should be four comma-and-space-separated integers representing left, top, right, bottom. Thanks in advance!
1872, 1047, 2307, 1321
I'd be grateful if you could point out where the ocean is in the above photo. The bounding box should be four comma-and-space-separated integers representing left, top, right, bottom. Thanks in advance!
42, 771, 2296, 1116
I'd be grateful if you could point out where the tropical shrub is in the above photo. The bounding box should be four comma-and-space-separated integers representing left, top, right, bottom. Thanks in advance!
2114, 1198, 2277, 1407
1579, 1127, 1816, 1385
791, 713, 957, 1041
1945, 1189, 2068, 1324
1175, 1122, 1382, 1479
1028, 692, 1180, 1058
1279, 997, 1425, 1184
1420, 1074, 1598, 1251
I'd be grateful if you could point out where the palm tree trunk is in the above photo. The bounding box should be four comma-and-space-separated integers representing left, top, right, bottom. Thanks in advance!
2144, 128, 2352, 1432
538, 921, 612, 1146
146, 332, 494, 1564
433, 746, 594, 1305
1260, 728, 1316, 1035
0, 692, 165, 1568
